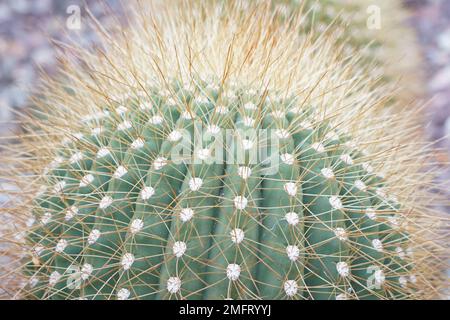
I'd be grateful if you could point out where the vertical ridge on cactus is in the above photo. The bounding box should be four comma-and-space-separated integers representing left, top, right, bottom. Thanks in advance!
0, 0, 447, 300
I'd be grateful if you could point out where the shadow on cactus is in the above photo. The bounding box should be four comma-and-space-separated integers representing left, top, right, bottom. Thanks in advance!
0, 1, 446, 300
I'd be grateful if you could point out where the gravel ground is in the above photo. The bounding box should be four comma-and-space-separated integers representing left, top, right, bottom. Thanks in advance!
0, 0, 123, 136
0, 0, 448, 298
407, 0, 450, 216
408, 0, 450, 150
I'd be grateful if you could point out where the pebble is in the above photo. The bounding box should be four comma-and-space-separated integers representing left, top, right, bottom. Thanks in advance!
430, 65, 450, 90
8, 0, 30, 15
445, 117, 450, 143
437, 28, 450, 52
31, 46, 54, 66
0, 4, 11, 23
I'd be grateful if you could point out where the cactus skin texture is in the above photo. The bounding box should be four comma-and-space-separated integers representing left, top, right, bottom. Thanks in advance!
4, 1, 445, 300
23, 84, 411, 300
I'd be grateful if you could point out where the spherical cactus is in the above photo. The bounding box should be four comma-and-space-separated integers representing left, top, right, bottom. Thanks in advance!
1, 1, 446, 300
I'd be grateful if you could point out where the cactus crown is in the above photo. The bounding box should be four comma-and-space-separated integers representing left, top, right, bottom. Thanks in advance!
1, 1, 445, 300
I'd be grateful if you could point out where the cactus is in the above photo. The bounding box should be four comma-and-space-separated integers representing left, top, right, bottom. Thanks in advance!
270, 0, 423, 100
22, 84, 415, 300
1, 1, 446, 300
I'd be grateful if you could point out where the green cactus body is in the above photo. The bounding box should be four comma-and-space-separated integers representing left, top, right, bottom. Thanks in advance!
22, 82, 412, 300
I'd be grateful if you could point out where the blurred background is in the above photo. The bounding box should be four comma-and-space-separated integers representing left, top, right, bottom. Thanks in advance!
0, 0, 124, 136
0, 0, 448, 297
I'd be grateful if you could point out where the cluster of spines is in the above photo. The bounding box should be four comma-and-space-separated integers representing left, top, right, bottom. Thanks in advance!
21, 79, 415, 300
